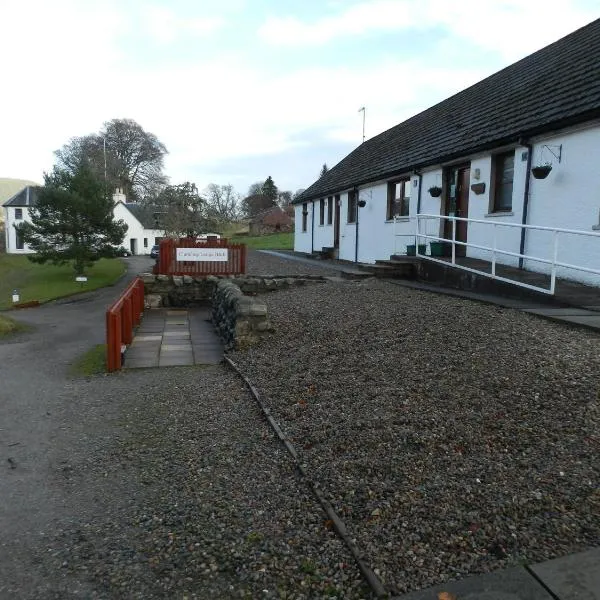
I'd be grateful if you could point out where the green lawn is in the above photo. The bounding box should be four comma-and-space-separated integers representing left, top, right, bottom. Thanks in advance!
0, 254, 126, 310
231, 232, 293, 250
70, 344, 107, 376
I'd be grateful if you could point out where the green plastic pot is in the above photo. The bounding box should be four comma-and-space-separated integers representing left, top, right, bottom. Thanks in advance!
406, 244, 427, 256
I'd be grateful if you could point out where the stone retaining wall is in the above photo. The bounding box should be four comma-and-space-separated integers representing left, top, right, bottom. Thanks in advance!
140, 273, 326, 349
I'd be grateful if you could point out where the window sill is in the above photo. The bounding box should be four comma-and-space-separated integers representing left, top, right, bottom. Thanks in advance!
484, 211, 514, 218
386, 217, 410, 223
347, 221, 357, 225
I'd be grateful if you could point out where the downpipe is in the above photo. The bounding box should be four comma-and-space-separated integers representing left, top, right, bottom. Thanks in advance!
519, 140, 533, 269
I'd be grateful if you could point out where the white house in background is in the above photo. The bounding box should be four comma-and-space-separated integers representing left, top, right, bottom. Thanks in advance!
293, 19, 600, 287
2, 186, 164, 255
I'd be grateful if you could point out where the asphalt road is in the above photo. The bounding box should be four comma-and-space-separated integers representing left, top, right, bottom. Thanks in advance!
0, 256, 153, 598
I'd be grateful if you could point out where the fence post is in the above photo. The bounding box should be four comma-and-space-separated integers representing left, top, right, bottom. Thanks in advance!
492, 223, 497, 277
550, 229, 558, 294
451, 218, 456, 265
240, 244, 247, 274
106, 311, 115, 372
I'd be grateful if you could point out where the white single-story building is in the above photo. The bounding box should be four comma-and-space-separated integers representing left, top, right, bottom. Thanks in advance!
3, 186, 164, 255
294, 19, 600, 287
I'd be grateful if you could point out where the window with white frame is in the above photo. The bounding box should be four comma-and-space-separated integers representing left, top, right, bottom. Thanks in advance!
15, 208, 23, 220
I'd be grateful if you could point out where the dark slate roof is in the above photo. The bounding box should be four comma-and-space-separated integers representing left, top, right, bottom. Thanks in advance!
294, 18, 600, 203
3, 186, 40, 207
121, 202, 159, 229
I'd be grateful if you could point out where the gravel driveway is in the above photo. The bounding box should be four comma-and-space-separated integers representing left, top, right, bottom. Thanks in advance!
0, 252, 370, 599
230, 276, 600, 596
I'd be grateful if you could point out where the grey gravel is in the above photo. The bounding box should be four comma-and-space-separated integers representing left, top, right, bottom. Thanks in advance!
246, 251, 339, 277
230, 276, 600, 596
12, 366, 371, 599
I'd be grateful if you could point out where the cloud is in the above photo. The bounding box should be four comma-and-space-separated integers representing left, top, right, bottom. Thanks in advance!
258, 0, 599, 59
144, 6, 224, 44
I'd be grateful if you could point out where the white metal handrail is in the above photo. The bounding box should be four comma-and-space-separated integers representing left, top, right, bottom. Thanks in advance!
392, 216, 417, 255
411, 214, 600, 295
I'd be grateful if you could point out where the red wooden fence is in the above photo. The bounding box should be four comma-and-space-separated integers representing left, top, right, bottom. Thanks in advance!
156, 238, 247, 276
106, 277, 144, 372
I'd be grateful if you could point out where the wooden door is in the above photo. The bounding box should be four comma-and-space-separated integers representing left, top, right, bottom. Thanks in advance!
444, 166, 470, 257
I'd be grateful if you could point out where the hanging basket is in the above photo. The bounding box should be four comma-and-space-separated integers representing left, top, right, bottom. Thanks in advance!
531, 164, 552, 179
428, 186, 442, 197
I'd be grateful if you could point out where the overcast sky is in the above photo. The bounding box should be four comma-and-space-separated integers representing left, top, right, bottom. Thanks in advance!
1, 0, 598, 196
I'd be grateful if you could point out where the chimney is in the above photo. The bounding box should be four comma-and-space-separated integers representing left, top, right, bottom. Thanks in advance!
112, 187, 126, 205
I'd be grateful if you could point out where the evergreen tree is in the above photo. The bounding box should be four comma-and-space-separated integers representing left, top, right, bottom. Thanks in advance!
319, 163, 329, 178
16, 165, 127, 275
261, 176, 278, 202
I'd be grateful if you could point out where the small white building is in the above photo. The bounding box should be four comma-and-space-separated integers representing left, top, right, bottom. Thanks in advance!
2, 186, 164, 255
294, 19, 600, 287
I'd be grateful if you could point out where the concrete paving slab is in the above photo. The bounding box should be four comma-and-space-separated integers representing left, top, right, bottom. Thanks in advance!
523, 308, 597, 316
167, 310, 188, 315
553, 314, 600, 328
393, 567, 554, 600
129, 348, 162, 356
161, 344, 193, 352
132, 335, 163, 342
159, 356, 194, 367
530, 547, 600, 600
163, 331, 191, 337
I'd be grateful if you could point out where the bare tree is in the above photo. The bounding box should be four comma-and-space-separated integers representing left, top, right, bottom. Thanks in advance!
204, 183, 240, 223
147, 182, 214, 237
55, 118, 168, 201
278, 190, 293, 206
247, 181, 264, 196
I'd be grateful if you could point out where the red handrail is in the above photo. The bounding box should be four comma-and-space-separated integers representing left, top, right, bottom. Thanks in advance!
106, 277, 144, 372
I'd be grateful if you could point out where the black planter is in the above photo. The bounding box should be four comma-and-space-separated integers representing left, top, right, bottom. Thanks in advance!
428, 186, 442, 197
531, 165, 552, 179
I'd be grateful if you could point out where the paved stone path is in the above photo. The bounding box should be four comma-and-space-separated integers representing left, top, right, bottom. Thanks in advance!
124, 308, 223, 368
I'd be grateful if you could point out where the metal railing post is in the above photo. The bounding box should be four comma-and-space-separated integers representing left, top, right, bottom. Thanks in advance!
451, 218, 456, 265
492, 224, 497, 277
415, 216, 419, 256
393, 216, 397, 255
550, 229, 558, 294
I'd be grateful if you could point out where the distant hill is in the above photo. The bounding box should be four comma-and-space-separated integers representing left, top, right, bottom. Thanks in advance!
0, 178, 41, 222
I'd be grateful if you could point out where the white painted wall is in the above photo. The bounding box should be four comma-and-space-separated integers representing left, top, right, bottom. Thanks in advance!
4, 206, 34, 253
4, 201, 164, 256
523, 127, 600, 285
339, 191, 356, 261
461, 150, 525, 268
294, 203, 313, 253
293, 122, 600, 284
313, 197, 335, 250
113, 203, 164, 255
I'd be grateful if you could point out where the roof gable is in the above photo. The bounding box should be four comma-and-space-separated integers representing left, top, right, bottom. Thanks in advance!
119, 202, 159, 229
296, 18, 600, 202
3, 186, 40, 207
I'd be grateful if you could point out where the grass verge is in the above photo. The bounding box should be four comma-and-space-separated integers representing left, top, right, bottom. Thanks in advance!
0, 254, 126, 310
0, 314, 26, 337
231, 232, 293, 250
71, 344, 107, 376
